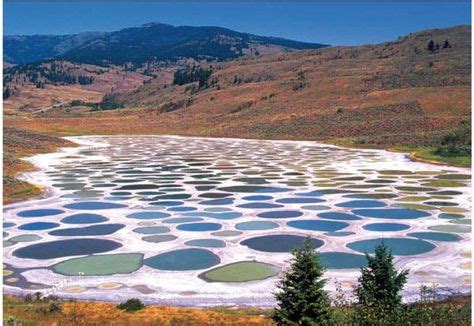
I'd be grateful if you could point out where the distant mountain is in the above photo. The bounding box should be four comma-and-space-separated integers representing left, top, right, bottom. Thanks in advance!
4, 32, 105, 64
5, 23, 328, 66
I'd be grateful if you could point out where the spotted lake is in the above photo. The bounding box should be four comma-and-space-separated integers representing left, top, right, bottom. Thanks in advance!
3, 136, 471, 306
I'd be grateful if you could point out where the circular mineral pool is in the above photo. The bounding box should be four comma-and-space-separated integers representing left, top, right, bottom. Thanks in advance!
352, 208, 430, 219
347, 238, 435, 256
428, 225, 471, 233
218, 186, 291, 193
177, 223, 222, 232
301, 205, 331, 211
49, 224, 125, 236
336, 200, 386, 208
199, 192, 233, 199
407, 232, 462, 242
142, 235, 177, 243
199, 198, 234, 206
241, 234, 324, 252
185, 239, 226, 248
237, 202, 284, 209
242, 195, 273, 201
235, 221, 279, 231
63, 202, 127, 210
133, 226, 170, 234
167, 206, 197, 212
276, 197, 325, 204
439, 213, 464, 220
150, 201, 184, 207
295, 190, 325, 197
9, 234, 42, 243
287, 220, 349, 232
19, 222, 60, 231
161, 217, 203, 224
61, 213, 108, 224
211, 230, 243, 237
182, 211, 242, 220
324, 231, 355, 237
144, 248, 220, 271
343, 193, 398, 199
53, 253, 143, 276
257, 210, 303, 219
13, 239, 122, 259
199, 261, 279, 282
363, 223, 411, 232
17, 209, 64, 218
318, 212, 361, 221
319, 252, 368, 269
126, 211, 170, 219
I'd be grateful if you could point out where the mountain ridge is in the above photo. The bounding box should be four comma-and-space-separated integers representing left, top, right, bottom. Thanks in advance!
5, 22, 329, 65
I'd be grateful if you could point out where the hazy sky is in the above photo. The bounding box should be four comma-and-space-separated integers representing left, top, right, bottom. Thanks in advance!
5, 1, 471, 45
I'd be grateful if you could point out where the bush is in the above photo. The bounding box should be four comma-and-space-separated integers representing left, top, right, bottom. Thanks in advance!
117, 298, 145, 312
23, 293, 33, 302
99, 93, 124, 110
435, 121, 471, 157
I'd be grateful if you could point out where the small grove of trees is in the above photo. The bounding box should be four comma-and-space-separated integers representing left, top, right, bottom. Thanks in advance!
98, 93, 125, 110
427, 39, 451, 52
272, 238, 468, 325
70, 99, 100, 109
435, 121, 471, 156
173, 66, 214, 88
4, 62, 94, 86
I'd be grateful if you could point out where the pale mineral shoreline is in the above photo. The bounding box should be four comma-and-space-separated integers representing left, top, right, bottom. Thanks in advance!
3, 135, 472, 307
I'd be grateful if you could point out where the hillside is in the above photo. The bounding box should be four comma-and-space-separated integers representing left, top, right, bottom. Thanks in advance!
6, 25, 470, 152
3, 61, 149, 113
5, 22, 328, 66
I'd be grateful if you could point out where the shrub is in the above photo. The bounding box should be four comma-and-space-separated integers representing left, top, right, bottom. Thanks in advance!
34, 292, 42, 301
99, 93, 124, 110
117, 298, 145, 312
435, 121, 471, 157
23, 293, 33, 302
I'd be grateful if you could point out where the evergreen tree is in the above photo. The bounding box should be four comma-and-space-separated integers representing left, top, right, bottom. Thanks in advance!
427, 40, 436, 52
272, 238, 333, 325
355, 242, 409, 321
443, 39, 452, 49
3, 86, 11, 99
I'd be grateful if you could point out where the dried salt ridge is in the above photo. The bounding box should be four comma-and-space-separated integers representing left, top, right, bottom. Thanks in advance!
3, 135, 471, 307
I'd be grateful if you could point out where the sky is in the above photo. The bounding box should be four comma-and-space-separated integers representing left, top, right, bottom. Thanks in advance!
4, 1, 471, 45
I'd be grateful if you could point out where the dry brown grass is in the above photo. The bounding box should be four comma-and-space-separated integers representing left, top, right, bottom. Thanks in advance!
3, 295, 273, 325
3, 127, 74, 204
